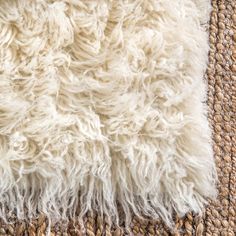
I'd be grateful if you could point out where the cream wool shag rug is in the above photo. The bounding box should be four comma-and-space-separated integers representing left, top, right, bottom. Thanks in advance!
0, 0, 217, 230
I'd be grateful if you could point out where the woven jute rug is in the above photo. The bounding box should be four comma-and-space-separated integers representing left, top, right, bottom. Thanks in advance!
0, 0, 235, 235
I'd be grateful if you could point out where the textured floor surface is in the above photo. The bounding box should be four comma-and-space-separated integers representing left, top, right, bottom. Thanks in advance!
0, 0, 235, 235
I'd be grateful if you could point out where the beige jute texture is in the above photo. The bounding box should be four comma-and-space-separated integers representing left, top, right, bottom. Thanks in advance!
0, 0, 235, 235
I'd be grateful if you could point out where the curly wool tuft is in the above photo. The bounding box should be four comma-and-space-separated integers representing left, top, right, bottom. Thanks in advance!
0, 0, 217, 231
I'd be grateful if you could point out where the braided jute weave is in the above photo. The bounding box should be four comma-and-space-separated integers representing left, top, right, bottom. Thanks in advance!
0, 0, 235, 235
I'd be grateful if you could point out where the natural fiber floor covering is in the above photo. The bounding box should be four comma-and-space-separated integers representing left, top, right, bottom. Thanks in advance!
0, 0, 235, 235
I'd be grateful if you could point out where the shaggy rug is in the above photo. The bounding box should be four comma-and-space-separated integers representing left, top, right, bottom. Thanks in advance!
0, 0, 218, 234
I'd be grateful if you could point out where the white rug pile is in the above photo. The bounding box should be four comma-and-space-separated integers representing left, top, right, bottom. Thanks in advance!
0, 0, 217, 229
